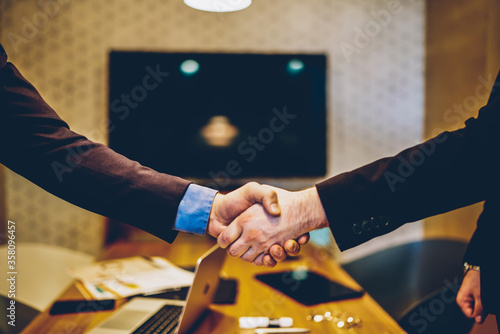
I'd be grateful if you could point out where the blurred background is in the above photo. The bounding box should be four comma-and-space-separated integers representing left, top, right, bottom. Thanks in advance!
0, 0, 497, 266
1, 1, 500, 332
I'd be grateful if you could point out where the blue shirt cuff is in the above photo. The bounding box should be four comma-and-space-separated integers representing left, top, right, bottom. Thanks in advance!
174, 184, 218, 235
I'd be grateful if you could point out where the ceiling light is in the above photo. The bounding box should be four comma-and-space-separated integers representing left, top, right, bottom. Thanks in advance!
184, 0, 252, 12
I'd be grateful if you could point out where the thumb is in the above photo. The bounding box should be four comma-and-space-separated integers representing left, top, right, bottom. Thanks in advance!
240, 182, 281, 216
473, 297, 485, 324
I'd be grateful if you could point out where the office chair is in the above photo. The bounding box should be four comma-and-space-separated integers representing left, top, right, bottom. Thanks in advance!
342, 239, 475, 333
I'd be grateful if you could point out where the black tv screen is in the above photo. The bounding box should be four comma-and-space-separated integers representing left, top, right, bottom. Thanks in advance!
108, 51, 326, 188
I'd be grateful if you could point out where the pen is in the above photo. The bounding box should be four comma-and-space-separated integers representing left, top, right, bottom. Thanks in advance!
254, 329, 311, 334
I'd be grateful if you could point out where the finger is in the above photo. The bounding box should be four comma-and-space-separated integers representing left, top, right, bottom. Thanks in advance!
269, 244, 287, 262
456, 292, 474, 318
284, 239, 300, 256
242, 182, 281, 216
226, 239, 251, 258
297, 233, 310, 245
473, 297, 485, 324
217, 220, 243, 249
460, 302, 474, 319
252, 253, 266, 266
241, 247, 260, 263
263, 254, 277, 268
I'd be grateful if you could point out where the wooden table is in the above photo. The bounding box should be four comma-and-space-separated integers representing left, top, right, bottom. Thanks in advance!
21, 235, 405, 334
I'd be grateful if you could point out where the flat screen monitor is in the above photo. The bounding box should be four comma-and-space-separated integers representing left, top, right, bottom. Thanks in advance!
108, 51, 327, 190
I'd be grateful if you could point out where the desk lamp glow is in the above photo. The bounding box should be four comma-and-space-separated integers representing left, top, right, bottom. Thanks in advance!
184, 0, 252, 12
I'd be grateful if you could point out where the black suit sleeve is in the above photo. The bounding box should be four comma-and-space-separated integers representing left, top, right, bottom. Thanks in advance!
315, 96, 500, 251
463, 199, 500, 313
0, 53, 191, 243
315, 70, 500, 315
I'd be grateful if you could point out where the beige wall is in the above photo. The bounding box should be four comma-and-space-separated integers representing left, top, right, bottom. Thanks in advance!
423, 0, 500, 241
0, 0, 425, 256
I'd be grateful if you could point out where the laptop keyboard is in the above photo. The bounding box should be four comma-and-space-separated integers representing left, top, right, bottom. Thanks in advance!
132, 305, 183, 334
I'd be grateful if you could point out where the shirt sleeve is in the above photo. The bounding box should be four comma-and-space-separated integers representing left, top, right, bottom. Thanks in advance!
174, 184, 218, 235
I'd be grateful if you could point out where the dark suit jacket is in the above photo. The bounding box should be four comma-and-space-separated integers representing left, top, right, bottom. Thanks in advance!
0, 45, 190, 243
316, 70, 500, 314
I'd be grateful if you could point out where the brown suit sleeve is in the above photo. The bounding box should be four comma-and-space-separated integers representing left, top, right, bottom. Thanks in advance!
0, 54, 190, 243
315, 95, 500, 251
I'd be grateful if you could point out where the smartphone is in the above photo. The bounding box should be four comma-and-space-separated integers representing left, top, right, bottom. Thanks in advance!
255, 270, 364, 306
49, 299, 116, 315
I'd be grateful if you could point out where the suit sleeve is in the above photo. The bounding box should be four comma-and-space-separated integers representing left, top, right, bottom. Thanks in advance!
316, 96, 500, 251
0, 58, 191, 243
462, 199, 500, 314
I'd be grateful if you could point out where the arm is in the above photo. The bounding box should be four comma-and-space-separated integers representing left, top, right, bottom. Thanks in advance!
222, 94, 500, 261
266, 71, 500, 261
458, 221, 488, 324
0, 60, 189, 242
458, 199, 500, 318
0, 52, 282, 243
316, 97, 499, 250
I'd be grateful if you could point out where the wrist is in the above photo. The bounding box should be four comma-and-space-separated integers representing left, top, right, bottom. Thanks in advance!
207, 193, 223, 237
463, 262, 480, 275
299, 187, 329, 231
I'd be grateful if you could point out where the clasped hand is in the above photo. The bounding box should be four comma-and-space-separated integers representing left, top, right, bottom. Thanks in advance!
207, 183, 328, 267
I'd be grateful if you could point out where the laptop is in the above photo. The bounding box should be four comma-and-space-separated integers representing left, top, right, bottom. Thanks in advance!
88, 245, 226, 334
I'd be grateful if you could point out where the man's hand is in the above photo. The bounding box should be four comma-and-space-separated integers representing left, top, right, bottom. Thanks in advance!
456, 270, 486, 324
206, 182, 281, 238
261, 235, 311, 267
217, 186, 328, 265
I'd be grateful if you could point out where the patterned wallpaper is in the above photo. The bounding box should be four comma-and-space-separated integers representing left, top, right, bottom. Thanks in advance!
0, 0, 424, 258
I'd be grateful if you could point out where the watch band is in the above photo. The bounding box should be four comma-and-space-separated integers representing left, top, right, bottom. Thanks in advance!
463, 262, 480, 275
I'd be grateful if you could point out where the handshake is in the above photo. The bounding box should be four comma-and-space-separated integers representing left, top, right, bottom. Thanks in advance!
206, 182, 329, 267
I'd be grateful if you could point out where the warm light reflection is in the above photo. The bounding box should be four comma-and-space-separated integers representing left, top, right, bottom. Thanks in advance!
313, 315, 324, 323
200, 116, 238, 147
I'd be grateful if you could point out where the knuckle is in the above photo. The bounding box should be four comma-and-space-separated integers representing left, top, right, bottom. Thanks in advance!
245, 181, 259, 191
241, 256, 250, 263
267, 188, 277, 197
253, 258, 264, 266
220, 233, 232, 246
241, 253, 253, 262
227, 247, 239, 257
244, 229, 262, 244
